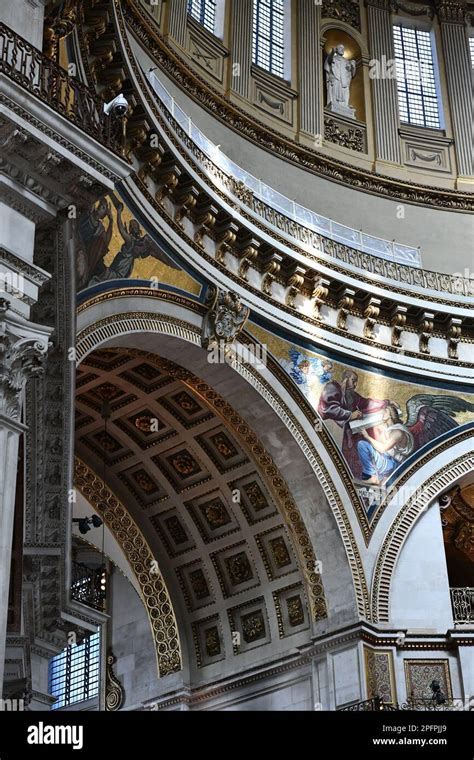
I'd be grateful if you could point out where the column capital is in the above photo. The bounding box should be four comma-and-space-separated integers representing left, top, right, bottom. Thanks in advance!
435, 0, 467, 22
0, 299, 51, 421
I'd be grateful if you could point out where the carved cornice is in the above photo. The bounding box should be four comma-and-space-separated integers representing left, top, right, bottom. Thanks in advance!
74, 459, 182, 677
122, 0, 473, 211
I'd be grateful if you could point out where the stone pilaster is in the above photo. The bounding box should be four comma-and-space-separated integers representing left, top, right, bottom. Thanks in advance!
230, 0, 253, 99
0, 300, 50, 696
366, 0, 402, 165
436, 0, 473, 178
298, 0, 323, 138
167, 0, 188, 48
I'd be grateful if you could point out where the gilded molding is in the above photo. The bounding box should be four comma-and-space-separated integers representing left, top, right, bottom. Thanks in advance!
74, 459, 182, 676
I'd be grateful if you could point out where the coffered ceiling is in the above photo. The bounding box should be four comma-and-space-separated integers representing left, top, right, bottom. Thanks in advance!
75, 349, 314, 673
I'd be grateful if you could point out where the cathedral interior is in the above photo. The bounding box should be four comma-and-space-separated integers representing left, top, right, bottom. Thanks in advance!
0, 0, 473, 716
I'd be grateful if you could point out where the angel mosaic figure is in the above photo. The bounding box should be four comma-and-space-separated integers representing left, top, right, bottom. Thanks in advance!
88, 196, 179, 285
357, 394, 474, 485
280, 348, 333, 399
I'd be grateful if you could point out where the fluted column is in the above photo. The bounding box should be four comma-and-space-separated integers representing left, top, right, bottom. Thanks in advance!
298, 0, 323, 138
436, 1, 473, 178
366, 0, 402, 164
230, 0, 253, 99
0, 300, 50, 696
167, 0, 188, 48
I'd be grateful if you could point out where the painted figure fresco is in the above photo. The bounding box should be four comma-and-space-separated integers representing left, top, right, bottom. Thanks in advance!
274, 344, 474, 487
279, 347, 333, 399
76, 194, 180, 290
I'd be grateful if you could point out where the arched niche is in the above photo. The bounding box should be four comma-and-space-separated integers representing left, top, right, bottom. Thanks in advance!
322, 27, 366, 122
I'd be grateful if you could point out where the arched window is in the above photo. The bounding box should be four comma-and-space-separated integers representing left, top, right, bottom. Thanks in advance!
187, 0, 217, 34
392, 24, 441, 128
49, 631, 100, 710
252, 0, 287, 79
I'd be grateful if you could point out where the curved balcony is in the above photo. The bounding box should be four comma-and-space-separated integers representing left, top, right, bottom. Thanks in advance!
0, 23, 122, 156
148, 70, 422, 269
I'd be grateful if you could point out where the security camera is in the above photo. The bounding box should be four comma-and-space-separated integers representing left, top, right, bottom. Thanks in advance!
103, 94, 129, 118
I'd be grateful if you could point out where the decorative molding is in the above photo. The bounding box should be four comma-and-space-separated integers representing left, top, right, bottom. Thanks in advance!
390, 0, 435, 18
322, 0, 362, 30
105, 648, 125, 710
324, 115, 366, 153
201, 287, 250, 348
435, 0, 467, 23
74, 459, 182, 676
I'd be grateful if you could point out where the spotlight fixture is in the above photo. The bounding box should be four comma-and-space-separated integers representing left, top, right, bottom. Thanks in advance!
72, 516, 103, 535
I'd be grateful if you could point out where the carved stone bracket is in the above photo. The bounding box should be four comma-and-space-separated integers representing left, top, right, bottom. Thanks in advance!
174, 182, 200, 229
418, 311, 435, 355
215, 220, 239, 265
262, 251, 283, 296
285, 265, 306, 308
312, 276, 331, 321
238, 237, 260, 281
193, 201, 219, 247
391, 305, 407, 348
155, 161, 182, 206
447, 317, 462, 359
336, 288, 356, 331
201, 288, 250, 348
363, 297, 381, 340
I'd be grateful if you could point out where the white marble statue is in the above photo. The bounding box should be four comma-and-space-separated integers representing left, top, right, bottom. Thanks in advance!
324, 44, 356, 119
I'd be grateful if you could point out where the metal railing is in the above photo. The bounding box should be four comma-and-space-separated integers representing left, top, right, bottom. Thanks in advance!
340, 696, 470, 712
450, 587, 474, 624
0, 23, 121, 154
148, 69, 422, 268
339, 697, 396, 711
71, 561, 106, 612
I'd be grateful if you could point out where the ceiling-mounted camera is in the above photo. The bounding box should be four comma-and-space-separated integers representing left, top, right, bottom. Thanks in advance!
103, 94, 129, 118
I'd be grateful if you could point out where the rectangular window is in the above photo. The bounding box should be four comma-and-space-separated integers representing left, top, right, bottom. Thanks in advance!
469, 37, 474, 68
393, 25, 441, 128
49, 631, 100, 710
187, 0, 216, 34
252, 0, 286, 79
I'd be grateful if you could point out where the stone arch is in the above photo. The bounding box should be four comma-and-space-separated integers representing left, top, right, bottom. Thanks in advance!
76, 294, 368, 624
371, 448, 474, 623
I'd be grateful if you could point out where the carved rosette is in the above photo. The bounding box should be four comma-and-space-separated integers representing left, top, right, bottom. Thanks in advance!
0, 301, 49, 420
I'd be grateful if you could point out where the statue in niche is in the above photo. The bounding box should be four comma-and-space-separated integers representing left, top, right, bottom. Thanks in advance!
324, 44, 356, 119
